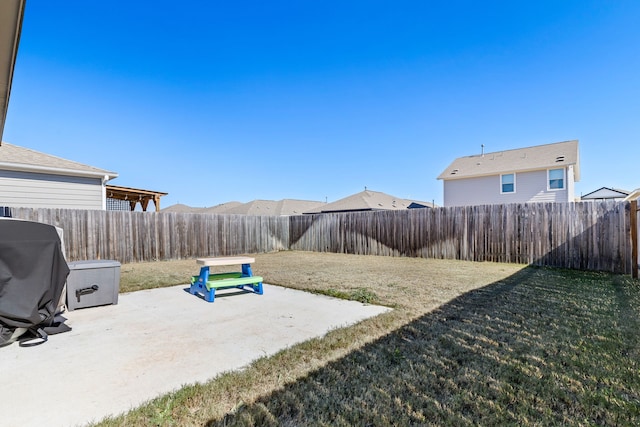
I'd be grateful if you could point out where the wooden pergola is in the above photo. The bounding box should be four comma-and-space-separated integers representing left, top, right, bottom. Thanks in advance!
106, 185, 168, 212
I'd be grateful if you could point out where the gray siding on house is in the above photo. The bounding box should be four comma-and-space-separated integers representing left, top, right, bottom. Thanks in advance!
444, 176, 498, 207
0, 170, 103, 209
444, 168, 571, 207
520, 170, 569, 203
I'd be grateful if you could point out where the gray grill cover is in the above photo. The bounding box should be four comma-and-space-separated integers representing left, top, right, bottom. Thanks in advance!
0, 219, 69, 329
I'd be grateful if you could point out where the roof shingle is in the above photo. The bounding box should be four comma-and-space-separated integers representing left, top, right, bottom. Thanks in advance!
303, 190, 430, 214
437, 140, 580, 181
0, 142, 117, 178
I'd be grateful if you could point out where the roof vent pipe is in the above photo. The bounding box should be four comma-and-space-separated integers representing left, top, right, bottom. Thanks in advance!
481, 144, 485, 157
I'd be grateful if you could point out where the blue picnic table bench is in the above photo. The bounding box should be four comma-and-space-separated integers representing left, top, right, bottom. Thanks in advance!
189, 256, 263, 302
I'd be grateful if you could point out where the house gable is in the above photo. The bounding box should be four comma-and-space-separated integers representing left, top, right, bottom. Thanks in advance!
581, 187, 630, 201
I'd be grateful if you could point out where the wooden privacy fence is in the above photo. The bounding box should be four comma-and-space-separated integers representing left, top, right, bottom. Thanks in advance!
9, 209, 290, 263
290, 201, 632, 274
9, 201, 636, 275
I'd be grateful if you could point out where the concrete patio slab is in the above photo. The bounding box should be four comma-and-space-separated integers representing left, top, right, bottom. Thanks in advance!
0, 283, 390, 427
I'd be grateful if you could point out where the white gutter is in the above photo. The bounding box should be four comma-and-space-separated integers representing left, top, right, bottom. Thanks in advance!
101, 174, 109, 210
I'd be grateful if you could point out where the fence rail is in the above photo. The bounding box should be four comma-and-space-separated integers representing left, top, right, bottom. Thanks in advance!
9, 201, 634, 274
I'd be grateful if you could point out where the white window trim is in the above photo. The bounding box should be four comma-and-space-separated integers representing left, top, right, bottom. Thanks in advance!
500, 173, 516, 194
547, 168, 566, 191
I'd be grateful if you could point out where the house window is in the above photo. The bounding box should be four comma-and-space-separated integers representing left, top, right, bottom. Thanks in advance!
548, 168, 565, 190
501, 173, 515, 193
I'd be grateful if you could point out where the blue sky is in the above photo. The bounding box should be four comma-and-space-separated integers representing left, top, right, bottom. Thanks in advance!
4, 1, 640, 207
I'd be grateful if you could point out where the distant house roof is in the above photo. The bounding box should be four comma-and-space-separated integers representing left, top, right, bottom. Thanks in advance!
303, 190, 433, 214
201, 201, 244, 214
0, 142, 118, 179
162, 199, 325, 216
408, 201, 436, 209
581, 187, 630, 201
161, 203, 200, 213
273, 199, 326, 216
0, 0, 25, 144
222, 200, 280, 215
160, 203, 241, 214
437, 140, 580, 181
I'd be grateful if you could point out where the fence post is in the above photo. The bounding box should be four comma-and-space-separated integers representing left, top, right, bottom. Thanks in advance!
632, 200, 638, 279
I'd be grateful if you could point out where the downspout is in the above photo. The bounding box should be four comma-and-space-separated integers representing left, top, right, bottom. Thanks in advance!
102, 175, 109, 210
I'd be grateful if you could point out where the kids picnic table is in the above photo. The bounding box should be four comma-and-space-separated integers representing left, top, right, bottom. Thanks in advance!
188, 256, 264, 302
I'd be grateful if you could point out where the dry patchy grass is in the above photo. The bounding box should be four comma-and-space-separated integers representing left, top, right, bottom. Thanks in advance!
96, 251, 640, 426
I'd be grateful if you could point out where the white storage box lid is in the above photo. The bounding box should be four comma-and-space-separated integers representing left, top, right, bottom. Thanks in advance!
68, 260, 121, 270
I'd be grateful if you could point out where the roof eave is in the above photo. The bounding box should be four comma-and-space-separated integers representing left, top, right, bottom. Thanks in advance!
0, 0, 26, 145
0, 161, 118, 180
438, 162, 579, 181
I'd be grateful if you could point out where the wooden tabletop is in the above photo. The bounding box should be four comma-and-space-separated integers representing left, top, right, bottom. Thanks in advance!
196, 256, 255, 266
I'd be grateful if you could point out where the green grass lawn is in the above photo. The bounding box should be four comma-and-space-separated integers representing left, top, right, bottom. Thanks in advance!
95, 252, 640, 426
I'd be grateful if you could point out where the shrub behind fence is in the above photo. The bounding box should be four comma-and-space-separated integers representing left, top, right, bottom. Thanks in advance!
9, 201, 634, 274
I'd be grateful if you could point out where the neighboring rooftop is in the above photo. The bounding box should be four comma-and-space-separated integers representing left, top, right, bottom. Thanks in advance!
162, 199, 325, 216
437, 140, 580, 181
581, 187, 630, 201
228, 199, 326, 216
161, 203, 202, 213
162, 191, 437, 216
200, 201, 244, 214
303, 190, 435, 214
0, 142, 118, 179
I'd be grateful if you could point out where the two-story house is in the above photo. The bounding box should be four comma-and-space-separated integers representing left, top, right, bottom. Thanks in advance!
437, 140, 580, 207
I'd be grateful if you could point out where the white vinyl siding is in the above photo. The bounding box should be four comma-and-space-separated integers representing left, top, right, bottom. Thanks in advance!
443, 168, 572, 207
0, 170, 104, 209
